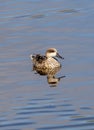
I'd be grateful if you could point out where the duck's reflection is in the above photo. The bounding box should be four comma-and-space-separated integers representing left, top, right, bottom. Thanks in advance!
33, 65, 65, 87
47, 75, 65, 87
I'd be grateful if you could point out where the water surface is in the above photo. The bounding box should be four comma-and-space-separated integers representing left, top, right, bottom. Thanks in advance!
0, 0, 94, 130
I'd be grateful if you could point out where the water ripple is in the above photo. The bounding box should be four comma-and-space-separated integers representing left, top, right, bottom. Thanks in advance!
37, 122, 94, 130
0, 121, 35, 128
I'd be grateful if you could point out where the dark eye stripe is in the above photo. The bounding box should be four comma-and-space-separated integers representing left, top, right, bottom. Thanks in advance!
47, 49, 55, 53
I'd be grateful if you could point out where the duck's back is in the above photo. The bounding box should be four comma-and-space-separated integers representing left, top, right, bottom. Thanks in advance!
32, 54, 47, 69
33, 55, 61, 69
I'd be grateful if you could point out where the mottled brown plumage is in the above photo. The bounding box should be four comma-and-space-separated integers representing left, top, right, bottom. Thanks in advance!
30, 48, 64, 75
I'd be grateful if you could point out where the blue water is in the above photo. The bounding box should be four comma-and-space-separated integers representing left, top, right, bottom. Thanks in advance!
0, 0, 94, 130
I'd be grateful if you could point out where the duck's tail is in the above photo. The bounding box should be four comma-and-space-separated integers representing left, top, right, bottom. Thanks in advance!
29, 54, 35, 60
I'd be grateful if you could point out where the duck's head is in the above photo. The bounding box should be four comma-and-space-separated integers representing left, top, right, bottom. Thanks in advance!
46, 48, 64, 59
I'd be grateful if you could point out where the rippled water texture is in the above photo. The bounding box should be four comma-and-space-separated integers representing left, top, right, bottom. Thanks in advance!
0, 0, 94, 130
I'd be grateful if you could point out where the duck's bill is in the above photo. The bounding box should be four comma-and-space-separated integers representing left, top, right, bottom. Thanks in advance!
56, 53, 64, 59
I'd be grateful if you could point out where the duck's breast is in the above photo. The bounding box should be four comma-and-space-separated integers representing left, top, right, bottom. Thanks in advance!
46, 57, 61, 69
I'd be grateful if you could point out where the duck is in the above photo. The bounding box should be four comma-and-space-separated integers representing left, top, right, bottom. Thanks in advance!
30, 48, 64, 75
